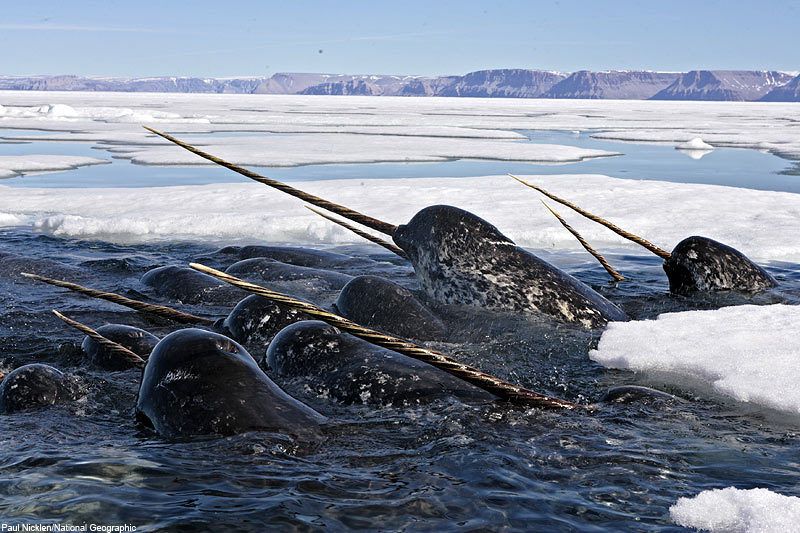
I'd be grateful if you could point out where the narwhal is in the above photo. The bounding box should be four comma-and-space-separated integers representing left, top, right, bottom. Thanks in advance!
142, 128, 627, 329
510, 175, 778, 295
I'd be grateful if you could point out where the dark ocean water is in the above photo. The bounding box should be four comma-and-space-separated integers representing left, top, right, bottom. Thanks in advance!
1, 229, 800, 531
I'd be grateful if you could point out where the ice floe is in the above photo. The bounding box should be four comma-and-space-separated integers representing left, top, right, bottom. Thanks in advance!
0, 92, 798, 160
590, 305, 800, 414
670, 487, 800, 533
0, 155, 109, 178
1, 173, 799, 263
676, 137, 714, 151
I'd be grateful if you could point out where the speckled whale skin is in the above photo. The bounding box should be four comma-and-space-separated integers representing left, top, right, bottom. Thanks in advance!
663, 236, 778, 295
392, 205, 628, 329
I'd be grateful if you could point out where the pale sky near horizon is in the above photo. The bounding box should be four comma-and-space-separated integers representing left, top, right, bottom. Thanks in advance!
2, 0, 799, 77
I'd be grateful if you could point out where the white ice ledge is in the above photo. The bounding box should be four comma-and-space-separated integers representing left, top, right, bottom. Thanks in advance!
1, 174, 800, 264
590, 305, 800, 415
0, 155, 109, 179
670, 487, 800, 533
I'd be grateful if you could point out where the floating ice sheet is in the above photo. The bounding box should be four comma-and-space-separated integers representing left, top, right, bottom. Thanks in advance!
670, 487, 800, 533
0, 155, 109, 178
1, 173, 799, 264
590, 305, 800, 414
1, 92, 798, 159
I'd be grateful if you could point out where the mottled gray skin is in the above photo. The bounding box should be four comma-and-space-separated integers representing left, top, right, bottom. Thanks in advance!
136, 328, 326, 439
141, 265, 245, 306
663, 236, 778, 295
601, 386, 682, 405
225, 258, 353, 290
221, 295, 311, 349
266, 321, 494, 406
334, 276, 446, 341
82, 324, 160, 370
0, 364, 80, 414
392, 205, 628, 329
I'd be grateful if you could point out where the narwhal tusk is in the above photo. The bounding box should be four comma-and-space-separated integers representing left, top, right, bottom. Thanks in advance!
305, 206, 408, 259
143, 126, 398, 236
52, 310, 146, 367
22, 273, 213, 325
541, 201, 625, 282
189, 262, 581, 410
509, 174, 672, 260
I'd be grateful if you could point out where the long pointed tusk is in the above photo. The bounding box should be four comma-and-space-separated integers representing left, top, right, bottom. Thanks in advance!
510, 174, 672, 260
189, 262, 580, 410
143, 126, 398, 236
305, 206, 408, 259
541, 201, 625, 282
23, 273, 213, 325
52, 310, 146, 367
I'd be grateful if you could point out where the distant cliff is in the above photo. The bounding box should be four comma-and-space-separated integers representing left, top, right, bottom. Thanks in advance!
651, 70, 794, 101
1, 69, 798, 101
540, 71, 679, 100
760, 73, 800, 102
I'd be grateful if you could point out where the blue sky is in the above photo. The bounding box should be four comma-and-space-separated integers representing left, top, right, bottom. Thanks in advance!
2, 0, 798, 77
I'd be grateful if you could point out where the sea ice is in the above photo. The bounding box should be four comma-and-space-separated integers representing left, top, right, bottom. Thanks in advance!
670, 487, 800, 533
0, 155, 109, 178
675, 137, 714, 150
590, 305, 800, 414
1, 174, 799, 264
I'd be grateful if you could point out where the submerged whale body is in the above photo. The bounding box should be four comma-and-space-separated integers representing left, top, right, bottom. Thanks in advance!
334, 275, 446, 341
392, 205, 628, 329
220, 294, 311, 349
664, 236, 778, 295
219, 245, 375, 269
136, 328, 326, 438
225, 258, 353, 291
266, 320, 494, 406
0, 364, 80, 414
141, 265, 246, 305
82, 324, 159, 370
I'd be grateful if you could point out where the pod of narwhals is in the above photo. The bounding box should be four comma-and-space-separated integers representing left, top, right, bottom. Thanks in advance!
0, 129, 788, 442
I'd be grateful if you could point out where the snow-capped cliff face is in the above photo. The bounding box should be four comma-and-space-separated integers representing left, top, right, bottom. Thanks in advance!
1, 70, 797, 101
540, 70, 679, 100
760, 73, 800, 102
434, 69, 566, 98
0, 75, 266, 93
651, 70, 794, 101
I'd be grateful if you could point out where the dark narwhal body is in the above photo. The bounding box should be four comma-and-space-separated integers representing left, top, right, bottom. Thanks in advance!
225, 258, 353, 291
136, 328, 326, 439
220, 295, 311, 349
141, 265, 246, 306
266, 320, 494, 406
82, 324, 160, 370
334, 275, 446, 340
0, 364, 80, 414
663, 236, 778, 295
392, 206, 628, 329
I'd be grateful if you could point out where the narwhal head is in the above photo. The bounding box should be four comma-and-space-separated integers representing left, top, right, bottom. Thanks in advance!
511, 178, 778, 295
663, 236, 778, 294
393, 205, 512, 264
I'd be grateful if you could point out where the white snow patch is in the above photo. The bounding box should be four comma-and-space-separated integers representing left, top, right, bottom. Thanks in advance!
0, 173, 799, 262
0, 155, 109, 177
676, 137, 714, 151
590, 305, 800, 414
0, 173, 799, 259
670, 487, 800, 533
